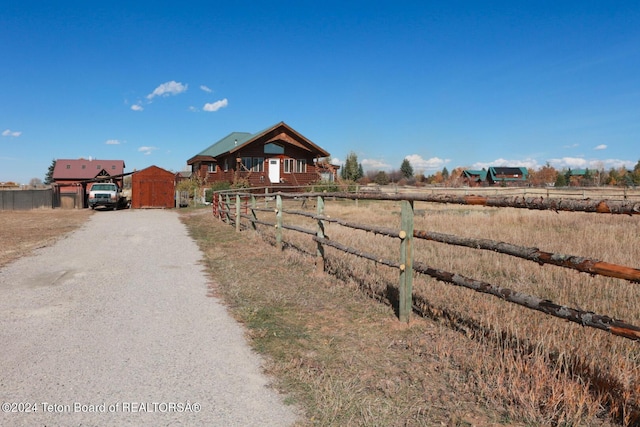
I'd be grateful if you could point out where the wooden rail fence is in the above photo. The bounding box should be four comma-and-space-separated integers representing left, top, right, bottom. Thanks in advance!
212, 188, 640, 342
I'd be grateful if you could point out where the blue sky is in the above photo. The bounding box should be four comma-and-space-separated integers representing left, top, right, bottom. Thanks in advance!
2, 1, 639, 184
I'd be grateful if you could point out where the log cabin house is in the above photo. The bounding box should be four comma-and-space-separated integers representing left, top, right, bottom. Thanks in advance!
187, 122, 337, 187
463, 167, 528, 187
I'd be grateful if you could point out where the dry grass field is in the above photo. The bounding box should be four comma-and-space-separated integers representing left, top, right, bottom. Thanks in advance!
0, 209, 92, 268
187, 195, 640, 426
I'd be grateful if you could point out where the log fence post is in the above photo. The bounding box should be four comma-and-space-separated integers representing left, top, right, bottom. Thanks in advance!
225, 194, 231, 224
235, 194, 241, 232
316, 195, 325, 273
276, 194, 283, 250
399, 200, 414, 323
250, 194, 257, 231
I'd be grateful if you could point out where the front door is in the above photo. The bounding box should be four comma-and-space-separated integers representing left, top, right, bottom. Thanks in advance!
268, 158, 280, 183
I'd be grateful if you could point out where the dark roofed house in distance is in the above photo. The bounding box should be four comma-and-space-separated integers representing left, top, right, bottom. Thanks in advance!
187, 122, 337, 188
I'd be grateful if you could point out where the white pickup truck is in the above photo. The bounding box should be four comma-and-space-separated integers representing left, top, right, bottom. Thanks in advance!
88, 183, 127, 210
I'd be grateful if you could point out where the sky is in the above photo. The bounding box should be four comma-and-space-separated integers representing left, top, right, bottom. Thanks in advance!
1, 1, 639, 184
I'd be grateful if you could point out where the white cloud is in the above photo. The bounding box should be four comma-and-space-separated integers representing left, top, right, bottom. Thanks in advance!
551, 158, 633, 170
563, 143, 579, 148
131, 104, 144, 111
188, 106, 199, 112
404, 154, 450, 172
330, 157, 342, 166
361, 158, 391, 170
203, 98, 228, 112
138, 146, 158, 155
147, 81, 188, 100
473, 157, 540, 170
2, 129, 22, 137
105, 139, 121, 145
200, 85, 212, 93
547, 157, 588, 169
594, 144, 607, 150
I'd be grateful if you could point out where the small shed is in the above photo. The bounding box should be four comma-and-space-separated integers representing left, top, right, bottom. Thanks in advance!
131, 165, 175, 209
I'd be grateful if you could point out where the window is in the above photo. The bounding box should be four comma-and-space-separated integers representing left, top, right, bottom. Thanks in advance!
264, 143, 284, 154
97, 165, 101, 169
82, 165, 86, 169
208, 163, 216, 173
66, 164, 71, 169
252, 157, 264, 172
224, 159, 229, 172
111, 165, 116, 170
241, 157, 252, 171
283, 159, 294, 174
296, 159, 306, 173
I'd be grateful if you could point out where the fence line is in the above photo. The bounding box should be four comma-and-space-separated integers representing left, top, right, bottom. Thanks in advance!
212, 189, 640, 341
0, 189, 53, 210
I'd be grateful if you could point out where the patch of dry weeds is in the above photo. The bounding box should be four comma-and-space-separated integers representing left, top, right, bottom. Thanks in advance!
0, 209, 93, 268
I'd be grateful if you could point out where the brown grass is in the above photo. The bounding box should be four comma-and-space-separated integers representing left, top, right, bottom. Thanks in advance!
0, 209, 93, 268
186, 196, 640, 426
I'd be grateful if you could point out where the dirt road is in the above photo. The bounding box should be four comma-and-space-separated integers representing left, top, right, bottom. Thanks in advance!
0, 209, 299, 426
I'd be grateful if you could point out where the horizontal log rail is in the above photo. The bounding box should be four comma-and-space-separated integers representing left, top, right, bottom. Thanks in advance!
283, 208, 640, 283
314, 236, 400, 269
411, 261, 640, 341
312, 236, 640, 340
413, 230, 640, 283
285, 191, 640, 215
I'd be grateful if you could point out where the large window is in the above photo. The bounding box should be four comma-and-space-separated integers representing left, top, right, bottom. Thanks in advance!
283, 159, 306, 173
208, 163, 216, 173
283, 159, 294, 174
252, 157, 264, 172
241, 157, 252, 171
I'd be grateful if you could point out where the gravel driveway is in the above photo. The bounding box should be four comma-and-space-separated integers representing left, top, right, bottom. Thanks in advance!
0, 209, 299, 426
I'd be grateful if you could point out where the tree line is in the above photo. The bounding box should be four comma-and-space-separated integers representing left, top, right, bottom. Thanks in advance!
340, 152, 640, 187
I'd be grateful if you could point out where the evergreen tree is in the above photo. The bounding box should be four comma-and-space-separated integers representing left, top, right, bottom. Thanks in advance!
564, 168, 572, 186
373, 171, 390, 185
633, 160, 640, 185
442, 167, 449, 181
44, 159, 56, 185
555, 173, 567, 187
343, 151, 363, 181
400, 158, 414, 178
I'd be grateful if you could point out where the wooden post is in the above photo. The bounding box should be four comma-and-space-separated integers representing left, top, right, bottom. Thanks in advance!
225, 194, 231, 224
275, 194, 283, 250
250, 194, 257, 231
235, 194, 241, 232
316, 195, 325, 273
399, 200, 414, 323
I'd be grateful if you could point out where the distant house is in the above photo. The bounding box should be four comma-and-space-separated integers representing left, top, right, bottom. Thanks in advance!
51, 158, 126, 209
52, 158, 126, 193
462, 169, 488, 187
187, 122, 335, 187
462, 167, 528, 187
488, 167, 528, 185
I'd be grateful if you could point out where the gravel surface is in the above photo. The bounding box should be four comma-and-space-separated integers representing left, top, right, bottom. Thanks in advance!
0, 209, 299, 426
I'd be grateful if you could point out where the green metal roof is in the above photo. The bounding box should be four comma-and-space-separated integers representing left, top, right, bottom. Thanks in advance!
196, 132, 254, 158
463, 169, 488, 180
